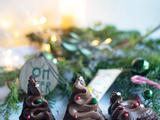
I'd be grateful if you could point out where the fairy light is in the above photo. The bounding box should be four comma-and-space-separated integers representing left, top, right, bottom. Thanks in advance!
104, 38, 112, 44
5, 57, 14, 71
40, 17, 47, 24
3, 49, 12, 56
42, 43, 51, 52
51, 35, 57, 42
91, 40, 99, 46
32, 18, 39, 25
13, 56, 19, 61
5, 58, 12, 65
53, 58, 57, 64
1, 21, 10, 28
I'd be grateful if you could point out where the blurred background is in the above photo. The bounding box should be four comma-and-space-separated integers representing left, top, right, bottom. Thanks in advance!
0, 0, 160, 47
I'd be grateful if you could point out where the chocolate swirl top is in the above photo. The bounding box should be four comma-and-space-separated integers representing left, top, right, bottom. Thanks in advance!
66, 76, 105, 120
109, 92, 159, 120
19, 75, 55, 120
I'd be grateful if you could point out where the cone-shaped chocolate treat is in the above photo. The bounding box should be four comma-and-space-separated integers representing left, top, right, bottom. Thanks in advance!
109, 92, 159, 120
63, 76, 106, 120
19, 75, 55, 120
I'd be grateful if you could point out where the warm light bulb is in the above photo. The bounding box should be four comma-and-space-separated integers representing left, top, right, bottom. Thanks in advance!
42, 44, 51, 52
1, 21, 10, 28
53, 58, 57, 64
6, 49, 12, 56
51, 35, 57, 42
5, 58, 12, 65
91, 40, 99, 46
13, 56, 19, 61
32, 18, 39, 25
5, 57, 13, 71
104, 38, 112, 44
40, 17, 47, 24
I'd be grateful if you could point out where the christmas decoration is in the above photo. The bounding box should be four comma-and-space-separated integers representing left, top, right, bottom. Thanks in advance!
131, 58, 150, 75
143, 89, 153, 99
43, 51, 54, 61
19, 52, 59, 95
63, 76, 106, 120
19, 75, 55, 120
131, 75, 160, 89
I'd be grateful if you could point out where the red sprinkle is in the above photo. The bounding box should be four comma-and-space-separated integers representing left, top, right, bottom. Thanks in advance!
27, 115, 30, 119
74, 115, 78, 119
121, 106, 125, 110
124, 113, 129, 117
134, 102, 139, 107
76, 96, 81, 100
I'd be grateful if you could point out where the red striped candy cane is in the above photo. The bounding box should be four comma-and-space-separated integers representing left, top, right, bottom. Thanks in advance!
131, 75, 160, 89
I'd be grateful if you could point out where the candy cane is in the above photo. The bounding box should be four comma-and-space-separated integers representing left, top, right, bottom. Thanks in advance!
131, 75, 160, 89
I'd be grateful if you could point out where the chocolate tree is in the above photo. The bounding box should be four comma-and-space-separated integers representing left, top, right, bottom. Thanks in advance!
19, 75, 55, 120
63, 76, 106, 120
109, 92, 159, 120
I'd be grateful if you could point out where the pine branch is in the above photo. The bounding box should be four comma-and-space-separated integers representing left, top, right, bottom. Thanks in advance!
0, 67, 19, 87
0, 79, 20, 120
113, 23, 160, 50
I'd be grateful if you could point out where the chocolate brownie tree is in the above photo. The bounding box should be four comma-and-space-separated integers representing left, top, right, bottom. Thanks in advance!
109, 92, 159, 120
19, 75, 55, 120
64, 76, 105, 120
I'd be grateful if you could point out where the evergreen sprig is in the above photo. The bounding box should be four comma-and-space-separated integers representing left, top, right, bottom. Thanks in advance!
0, 79, 19, 120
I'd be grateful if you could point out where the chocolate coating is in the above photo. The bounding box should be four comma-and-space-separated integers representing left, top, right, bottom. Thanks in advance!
64, 76, 106, 120
109, 92, 159, 120
19, 75, 55, 120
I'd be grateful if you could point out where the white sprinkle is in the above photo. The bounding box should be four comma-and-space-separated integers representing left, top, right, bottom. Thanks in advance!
35, 84, 39, 87
116, 92, 121, 96
78, 76, 84, 81
140, 104, 145, 108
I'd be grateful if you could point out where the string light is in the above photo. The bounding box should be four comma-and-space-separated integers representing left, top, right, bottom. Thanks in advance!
40, 17, 47, 24
3, 49, 13, 56
13, 56, 19, 61
53, 58, 57, 64
42, 43, 51, 52
51, 34, 57, 42
1, 21, 10, 28
104, 38, 112, 44
32, 18, 39, 25
91, 40, 99, 46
